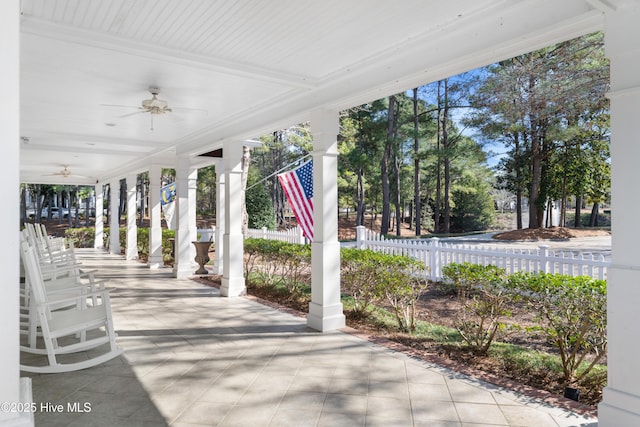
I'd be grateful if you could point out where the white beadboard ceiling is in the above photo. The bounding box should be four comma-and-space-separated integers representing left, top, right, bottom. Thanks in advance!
19, 0, 606, 185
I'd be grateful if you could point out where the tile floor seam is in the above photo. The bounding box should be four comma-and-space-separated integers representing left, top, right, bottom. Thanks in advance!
401, 358, 417, 427
444, 373, 464, 425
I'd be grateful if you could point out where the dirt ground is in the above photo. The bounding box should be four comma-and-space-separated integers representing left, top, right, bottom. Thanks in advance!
493, 226, 610, 241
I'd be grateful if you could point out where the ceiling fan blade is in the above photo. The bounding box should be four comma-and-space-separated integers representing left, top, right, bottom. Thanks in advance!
100, 103, 140, 109
117, 110, 147, 118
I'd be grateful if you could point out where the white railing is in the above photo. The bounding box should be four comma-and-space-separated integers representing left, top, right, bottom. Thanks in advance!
247, 226, 306, 244
355, 226, 610, 281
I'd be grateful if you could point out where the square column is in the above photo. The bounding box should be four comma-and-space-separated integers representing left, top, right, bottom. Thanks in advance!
307, 109, 346, 332
109, 180, 121, 255
221, 141, 246, 296
0, 1, 33, 425
599, 3, 640, 426
94, 183, 104, 249
213, 159, 225, 275
125, 173, 138, 260
173, 157, 198, 278
148, 165, 163, 268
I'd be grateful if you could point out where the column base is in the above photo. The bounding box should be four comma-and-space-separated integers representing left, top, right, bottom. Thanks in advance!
220, 277, 246, 297
173, 264, 194, 279
599, 387, 640, 426
307, 302, 345, 332
147, 255, 163, 269
0, 378, 34, 426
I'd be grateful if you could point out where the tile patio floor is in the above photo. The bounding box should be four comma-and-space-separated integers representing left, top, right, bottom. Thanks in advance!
22, 249, 599, 427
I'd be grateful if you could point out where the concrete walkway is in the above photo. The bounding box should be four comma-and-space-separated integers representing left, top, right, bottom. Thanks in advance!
23, 249, 598, 427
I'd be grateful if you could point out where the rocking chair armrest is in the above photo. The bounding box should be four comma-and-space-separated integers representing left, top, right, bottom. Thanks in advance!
47, 280, 107, 295
45, 281, 110, 296
43, 287, 114, 307
39, 262, 84, 274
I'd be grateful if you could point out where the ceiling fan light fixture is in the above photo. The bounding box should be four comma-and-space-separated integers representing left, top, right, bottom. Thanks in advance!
142, 94, 168, 110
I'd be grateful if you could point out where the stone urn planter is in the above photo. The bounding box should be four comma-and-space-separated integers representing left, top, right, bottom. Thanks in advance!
192, 241, 212, 274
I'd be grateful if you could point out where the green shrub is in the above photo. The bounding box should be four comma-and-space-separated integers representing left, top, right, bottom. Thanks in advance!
243, 238, 311, 295
64, 227, 95, 248
511, 272, 607, 387
341, 248, 427, 331
340, 248, 387, 316
442, 263, 515, 354
381, 257, 428, 333
67, 227, 175, 264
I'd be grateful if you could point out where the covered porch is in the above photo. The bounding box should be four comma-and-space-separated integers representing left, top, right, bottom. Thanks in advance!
27, 249, 596, 427
4, 1, 640, 426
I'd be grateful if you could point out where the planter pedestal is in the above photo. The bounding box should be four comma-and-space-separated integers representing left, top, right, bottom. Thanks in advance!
192, 241, 212, 274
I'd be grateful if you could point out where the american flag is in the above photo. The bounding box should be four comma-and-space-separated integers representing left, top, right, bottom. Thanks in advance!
277, 160, 314, 241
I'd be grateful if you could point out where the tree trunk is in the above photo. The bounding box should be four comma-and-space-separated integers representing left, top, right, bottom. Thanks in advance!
356, 165, 365, 226
394, 154, 401, 236
442, 79, 451, 234
85, 192, 90, 227
574, 194, 582, 228
512, 130, 523, 229
516, 190, 523, 229
380, 95, 395, 236
356, 124, 366, 226
20, 186, 26, 225
105, 184, 110, 225
412, 87, 421, 236
589, 202, 599, 227
434, 81, 442, 233
529, 128, 543, 228
36, 185, 42, 223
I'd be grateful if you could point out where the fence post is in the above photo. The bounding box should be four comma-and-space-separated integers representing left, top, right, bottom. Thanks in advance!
356, 225, 366, 250
261, 227, 267, 239
297, 225, 305, 244
539, 245, 550, 274
430, 237, 440, 281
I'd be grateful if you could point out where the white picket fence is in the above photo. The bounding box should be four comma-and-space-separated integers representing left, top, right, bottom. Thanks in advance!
247, 226, 307, 244
355, 226, 610, 281
243, 225, 610, 281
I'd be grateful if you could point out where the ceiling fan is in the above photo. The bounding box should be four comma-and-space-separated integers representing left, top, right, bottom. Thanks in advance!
101, 86, 206, 130
43, 166, 88, 180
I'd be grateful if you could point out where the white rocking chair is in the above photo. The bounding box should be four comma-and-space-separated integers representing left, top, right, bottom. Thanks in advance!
19, 241, 123, 373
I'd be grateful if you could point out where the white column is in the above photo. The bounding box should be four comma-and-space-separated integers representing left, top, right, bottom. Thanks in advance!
221, 141, 246, 296
307, 109, 346, 331
173, 157, 198, 278
0, 1, 33, 425
599, 3, 640, 425
125, 173, 138, 260
94, 183, 104, 249
213, 159, 225, 275
109, 180, 121, 255
148, 165, 163, 268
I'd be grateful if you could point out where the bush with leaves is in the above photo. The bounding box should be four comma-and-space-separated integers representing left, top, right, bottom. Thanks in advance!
510, 272, 607, 388
244, 238, 286, 285
65, 227, 175, 264
340, 248, 428, 331
340, 248, 387, 317
243, 238, 310, 295
381, 257, 429, 333
275, 243, 311, 296
442, 263, 515, 354
64, 227, 94, 248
